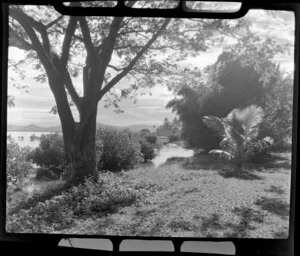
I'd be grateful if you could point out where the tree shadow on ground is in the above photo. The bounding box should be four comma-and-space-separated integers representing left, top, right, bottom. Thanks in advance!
200, 214, 223, 231
193, 207, 266, 238
164, 155, 265, 180
164, 155, 231, 171
264, 185, 286, 195
164, 152, 291, 179
218, 168, 264, 180
250, 152, 291, 172
255, 197, 290, 219
223, 207, 266, 238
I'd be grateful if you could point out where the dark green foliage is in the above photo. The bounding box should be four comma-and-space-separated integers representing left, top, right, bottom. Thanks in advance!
6, 174, 137, 233
156, 118, 173, 137
6, 135, 32, 185
35, 167, 61, 181
8, 182, 70, 216
167, 86, 220, 151
140, 141, 156, 163
28, 133, 66, 168
259, 74, 293, 147
96, 128, 142, 172
167, 38, 292, 152
145, 135, 157, 144
168, 134, 180, 142
203, 105, 274, 170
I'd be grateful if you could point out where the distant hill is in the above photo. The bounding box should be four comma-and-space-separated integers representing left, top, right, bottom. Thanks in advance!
8, 123, 157, 133
7, 124, 61, 132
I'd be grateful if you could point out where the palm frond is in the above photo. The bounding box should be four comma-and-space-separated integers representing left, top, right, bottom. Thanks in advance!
224, 120, 245, 149
235, 105, 264, 138
202, 115, 226, 138
209, 149, 233, 160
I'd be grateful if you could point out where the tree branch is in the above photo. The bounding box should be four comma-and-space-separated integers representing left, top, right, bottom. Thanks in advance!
107, 64, 124, 72
46, 15, 64, 29
9, 6, 54, 73
49, 24, 84, 43
60, 16, 78, 68
97, 16, 124, 65
25, 15, 51, 54
65, 69, 82, 112
9, 25, 33, 50
78, 17, 95, 58
100, 18, 171, 97
79, 18, 172, 133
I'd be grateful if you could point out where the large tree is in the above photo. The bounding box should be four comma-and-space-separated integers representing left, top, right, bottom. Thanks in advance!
8, 2, 246, 184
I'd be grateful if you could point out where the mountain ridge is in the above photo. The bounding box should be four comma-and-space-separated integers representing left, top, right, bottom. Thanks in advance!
7, 123, 158, 133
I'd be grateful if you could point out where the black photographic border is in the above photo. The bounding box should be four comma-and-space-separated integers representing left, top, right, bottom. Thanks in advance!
0, 1, 298, 255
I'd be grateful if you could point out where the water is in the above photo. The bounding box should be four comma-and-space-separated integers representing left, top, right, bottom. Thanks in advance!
7, 131, 60, 148
152, 143, 194, 167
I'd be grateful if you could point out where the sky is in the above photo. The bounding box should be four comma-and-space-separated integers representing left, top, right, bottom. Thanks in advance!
7, 9, 295, 128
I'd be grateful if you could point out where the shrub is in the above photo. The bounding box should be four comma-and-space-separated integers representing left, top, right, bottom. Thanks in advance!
8, 181, 69, 216
28, 133, 66, 169
6, 200, 74, 233
203, 105, 273, 170
6, 135, 32, 185
168, 134, 180, 142
145, 135, 157, 144
35, 167, 60, 181
6, 174, 137, 233
96, 128, 142, 172
140, 141, 156, 163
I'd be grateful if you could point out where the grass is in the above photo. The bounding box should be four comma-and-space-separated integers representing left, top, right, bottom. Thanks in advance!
7, 151, 291, 238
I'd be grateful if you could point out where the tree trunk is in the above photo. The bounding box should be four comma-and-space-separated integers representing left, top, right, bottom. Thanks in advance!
64, 107, 98, 185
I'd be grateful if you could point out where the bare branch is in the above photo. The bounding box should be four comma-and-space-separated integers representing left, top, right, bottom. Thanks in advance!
24, 14, 51, 54
97, 16, 124, 65
46, 15, 64, 29
107, 64, 124, 72
65, 69, 82, 112
60, 16, 78, 68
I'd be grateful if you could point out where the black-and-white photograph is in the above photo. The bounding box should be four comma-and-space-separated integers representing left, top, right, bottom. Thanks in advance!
6, 1, 294, 238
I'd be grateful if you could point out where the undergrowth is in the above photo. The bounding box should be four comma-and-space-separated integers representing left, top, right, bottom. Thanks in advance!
6, 172, 138, 233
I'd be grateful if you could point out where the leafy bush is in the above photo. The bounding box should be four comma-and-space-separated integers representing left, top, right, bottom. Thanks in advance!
140, 141, 156, 163
168, 134, 180, 142
203, 105, 273, 170
35, 167, 60, 181
67, 176, 136, 216
6, 174, 137, 233
96, 128, 142, 172
145, 135, 157, 144
28, 133, 66, 169
6, 135, 32, 185
8, 181, 69, 215
6, 199, 74, 233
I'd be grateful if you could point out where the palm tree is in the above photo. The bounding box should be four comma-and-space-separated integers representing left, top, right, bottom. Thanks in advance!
203, 105, 273, 171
